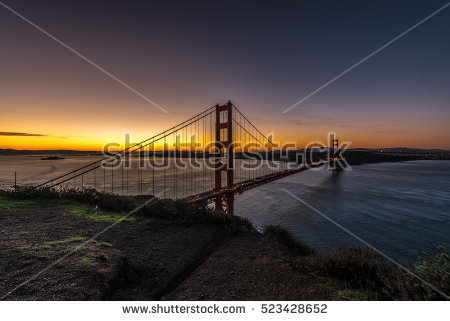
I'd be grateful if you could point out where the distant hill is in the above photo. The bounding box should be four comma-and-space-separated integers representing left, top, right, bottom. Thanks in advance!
1, 147, 448, 156
0, 148, 101, 156
370, 147, 450, 153
348, 147, 450, 152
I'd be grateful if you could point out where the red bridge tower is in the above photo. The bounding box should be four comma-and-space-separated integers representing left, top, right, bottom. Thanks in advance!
214, 101, 234, 213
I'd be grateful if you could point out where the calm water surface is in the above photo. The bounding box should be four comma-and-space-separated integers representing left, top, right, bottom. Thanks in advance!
235, 160, 450, 261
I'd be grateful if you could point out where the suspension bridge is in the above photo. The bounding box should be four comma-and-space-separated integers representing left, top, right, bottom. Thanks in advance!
36, 102, 343, 213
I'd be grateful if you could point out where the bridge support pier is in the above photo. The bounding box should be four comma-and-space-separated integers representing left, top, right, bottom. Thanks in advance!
213, 101, 234, 214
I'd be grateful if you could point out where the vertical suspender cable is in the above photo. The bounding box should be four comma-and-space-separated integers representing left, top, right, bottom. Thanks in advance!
174, 130, 177, 199
164, 135, 166, 198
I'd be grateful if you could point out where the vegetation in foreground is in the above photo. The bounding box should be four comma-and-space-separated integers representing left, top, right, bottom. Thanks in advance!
0, 187, 447, 300
0, 186, 253, 233
0, 185, 137, 212
264, 225, 449, 300
263, 225, 316, 256
135, 199, 253, 234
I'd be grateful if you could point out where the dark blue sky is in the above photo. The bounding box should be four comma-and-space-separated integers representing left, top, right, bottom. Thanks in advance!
1, 0, 449, 149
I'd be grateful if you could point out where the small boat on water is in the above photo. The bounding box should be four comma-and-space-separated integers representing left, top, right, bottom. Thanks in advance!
41, 156, 65, 160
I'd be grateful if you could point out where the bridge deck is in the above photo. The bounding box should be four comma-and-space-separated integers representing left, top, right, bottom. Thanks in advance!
184, 161, 329, 206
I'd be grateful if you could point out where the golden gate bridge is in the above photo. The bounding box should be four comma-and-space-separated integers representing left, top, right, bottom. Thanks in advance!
37, 102, 343, 213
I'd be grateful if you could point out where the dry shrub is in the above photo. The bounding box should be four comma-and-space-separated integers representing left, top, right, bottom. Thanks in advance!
308, 246, 449, 300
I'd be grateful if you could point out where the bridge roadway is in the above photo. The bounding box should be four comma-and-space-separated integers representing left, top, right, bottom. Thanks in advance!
184, 160, 331, 207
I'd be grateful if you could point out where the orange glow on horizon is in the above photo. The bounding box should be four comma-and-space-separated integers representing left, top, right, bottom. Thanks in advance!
2, 130, 448, 151
2, 101, 449, 151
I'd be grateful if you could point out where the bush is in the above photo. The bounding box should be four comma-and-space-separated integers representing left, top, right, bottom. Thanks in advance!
263, 225, 315, 256
0, 186, 137, 212
1, 186, 254, 233
308, 245, 449, 300
135, 199, 254, 234
412, 246, 449, 300
309, 246, 394, 298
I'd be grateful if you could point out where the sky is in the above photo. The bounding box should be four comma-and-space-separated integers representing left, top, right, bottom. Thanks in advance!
1, 0, 449, 150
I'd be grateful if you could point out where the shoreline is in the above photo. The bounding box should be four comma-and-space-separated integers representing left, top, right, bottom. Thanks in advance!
342, 150, 450, 166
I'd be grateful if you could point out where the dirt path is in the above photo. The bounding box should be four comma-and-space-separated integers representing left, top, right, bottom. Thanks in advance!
165, 233, 334, 300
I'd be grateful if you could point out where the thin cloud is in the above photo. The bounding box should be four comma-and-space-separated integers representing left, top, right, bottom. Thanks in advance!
0, 132, 47, 137
0, 132, 82, 139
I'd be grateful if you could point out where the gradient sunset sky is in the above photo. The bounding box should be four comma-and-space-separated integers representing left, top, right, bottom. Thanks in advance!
1, 0, 449, 150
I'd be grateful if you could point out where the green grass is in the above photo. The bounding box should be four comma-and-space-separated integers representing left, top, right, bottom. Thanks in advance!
47, 236, 87, 246
81, 257, 95, 265
17, 236, 88, 252
19, 231, 30, 235
32, 244, 52, 250
336, 289, 370, 301
101, 242, 113, 247
0, 193, 132, 222
69, 206, 135, 222
0, 196, 70, 210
